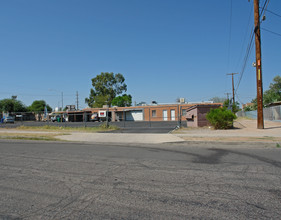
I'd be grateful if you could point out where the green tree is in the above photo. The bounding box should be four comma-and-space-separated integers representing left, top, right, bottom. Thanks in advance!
0, 99, 27, 113
244, 105, 254, 112
223, 99, 240, 113
28, 100, 52, 112
85, 72, 127, 108
206, 107, 237, 129
251, 75, 281, 109
112, 94, 132, 107
209, 97, 226, 103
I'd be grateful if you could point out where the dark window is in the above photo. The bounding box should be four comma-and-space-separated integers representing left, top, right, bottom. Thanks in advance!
152, 110, 156, 117
181, 109, 187, 116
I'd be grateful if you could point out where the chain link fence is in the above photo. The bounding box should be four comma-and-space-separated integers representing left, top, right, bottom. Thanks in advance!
237, 105, 281, 122
0, 111, 185, 128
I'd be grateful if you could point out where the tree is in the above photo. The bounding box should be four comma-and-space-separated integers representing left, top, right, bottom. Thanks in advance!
251, 75, 281, 109
209, 97, 226, 103
206, 107, 237, 129
0, 98, 27, 113
112, 94, 132, 107
223, 99, 240, 113
28, 100, 52, 112
85, 72, 127, 108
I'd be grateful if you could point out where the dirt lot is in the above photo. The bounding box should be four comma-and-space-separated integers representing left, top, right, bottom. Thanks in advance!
174, 118, 281, 143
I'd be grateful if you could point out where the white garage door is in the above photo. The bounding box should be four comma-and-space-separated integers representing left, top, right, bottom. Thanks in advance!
125, 110, 143, 121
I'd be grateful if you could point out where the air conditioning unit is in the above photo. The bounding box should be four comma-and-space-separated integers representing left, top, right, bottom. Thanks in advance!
179, 98, 185, 103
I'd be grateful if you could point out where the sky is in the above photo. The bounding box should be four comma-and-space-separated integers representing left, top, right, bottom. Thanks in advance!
0, 0, 280, 110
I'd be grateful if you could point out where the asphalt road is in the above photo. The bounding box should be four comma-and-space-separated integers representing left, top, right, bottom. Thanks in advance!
1, 140, 281, 219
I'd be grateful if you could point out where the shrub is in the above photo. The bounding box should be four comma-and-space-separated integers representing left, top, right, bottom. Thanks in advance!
206, 107, 237, 129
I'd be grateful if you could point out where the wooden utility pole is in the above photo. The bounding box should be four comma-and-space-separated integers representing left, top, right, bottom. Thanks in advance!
253, 0, 264, 129
225, 93, 231, 101
227, 73, 238, 107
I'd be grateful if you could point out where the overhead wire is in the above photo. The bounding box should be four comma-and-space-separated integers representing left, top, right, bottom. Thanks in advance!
225, 0, 233, 97
265, 9, 281, 18
234, 7, 253, 71
234, 0, 270, 97
261, 28, 281, 37
227, 0, 233, 72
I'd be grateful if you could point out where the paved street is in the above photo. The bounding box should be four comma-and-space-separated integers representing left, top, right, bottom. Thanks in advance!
1, 140, 281, 219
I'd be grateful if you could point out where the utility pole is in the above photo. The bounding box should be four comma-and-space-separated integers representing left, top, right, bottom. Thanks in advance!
227, 73, 238, 107
225, 92, 231, 101
61, 92, 63, 111
253, 0, 264, 129
76, 91, 79, 110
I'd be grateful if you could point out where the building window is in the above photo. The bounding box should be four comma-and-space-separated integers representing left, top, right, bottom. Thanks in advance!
152, 110, 156, 117
181, 109, 187, 116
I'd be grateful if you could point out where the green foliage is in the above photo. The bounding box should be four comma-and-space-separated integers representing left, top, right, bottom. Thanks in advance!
251, 75, 281, 108
206, 107, 237, 130
85, 72, 127, 108
244, 105, 254, 112
0, 99, 27, 113
28, 100, 52, 112
223, 99, 240, 113
99, 123, 118, 130
209, 97, 226, 103
112, 94, 132, 107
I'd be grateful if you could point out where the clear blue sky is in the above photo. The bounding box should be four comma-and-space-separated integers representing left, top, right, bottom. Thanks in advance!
0, 0, 280, 110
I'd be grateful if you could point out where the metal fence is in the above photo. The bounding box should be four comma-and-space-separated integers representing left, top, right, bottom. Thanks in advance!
237, 105, 281, 122
0, 111, 185, 128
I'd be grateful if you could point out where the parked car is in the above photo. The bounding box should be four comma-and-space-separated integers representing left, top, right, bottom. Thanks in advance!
90, 113, 100, 122
51, 115, 65, 122
3, 116, 15, 124
90, 113, 111, 122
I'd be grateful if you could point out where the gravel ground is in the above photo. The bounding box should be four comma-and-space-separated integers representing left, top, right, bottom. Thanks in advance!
174, 119, 281, 143
0, 118, 280, 144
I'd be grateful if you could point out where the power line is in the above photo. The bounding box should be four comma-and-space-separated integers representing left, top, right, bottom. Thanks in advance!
234, 0, 271, 95
227, 0, 233, 71
265, 9, 281, 18
234, 6, 253, 71
261, 27, 281, 37
260, 0, 270, 20
235, 30, 255, 93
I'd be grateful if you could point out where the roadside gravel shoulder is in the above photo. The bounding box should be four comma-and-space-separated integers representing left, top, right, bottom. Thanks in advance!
173, 118, 281, 143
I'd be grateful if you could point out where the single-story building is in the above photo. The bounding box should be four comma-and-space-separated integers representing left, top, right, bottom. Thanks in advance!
185, 104, 222, 127
84, 103, 222, 122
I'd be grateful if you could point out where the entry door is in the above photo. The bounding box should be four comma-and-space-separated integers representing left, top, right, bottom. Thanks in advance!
163, 110, 168, 121
171, 110, 175, 121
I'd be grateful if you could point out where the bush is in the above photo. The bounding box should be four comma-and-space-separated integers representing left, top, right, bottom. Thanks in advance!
206, 107, 237, 129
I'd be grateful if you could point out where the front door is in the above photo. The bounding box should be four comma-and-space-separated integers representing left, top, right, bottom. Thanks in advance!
163, 110, 168, 121
171, 110, 175, 121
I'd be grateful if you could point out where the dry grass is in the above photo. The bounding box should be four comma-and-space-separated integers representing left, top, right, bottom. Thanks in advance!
180, 136, 281, 143
0, 132, 63, 141
14, 124, 119, 133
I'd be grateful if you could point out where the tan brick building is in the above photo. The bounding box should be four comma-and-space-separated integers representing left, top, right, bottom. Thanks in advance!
84, 103, 222, 123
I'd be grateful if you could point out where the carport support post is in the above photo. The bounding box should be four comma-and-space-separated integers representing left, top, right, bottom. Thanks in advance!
149, 107, 151, 127
83, 112, 86, 127
106, 107, 109, 128
123, 110, 125, 128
